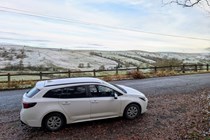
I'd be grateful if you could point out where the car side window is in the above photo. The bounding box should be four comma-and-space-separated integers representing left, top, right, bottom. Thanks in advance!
98, 86, 114, 97
43, 88, 63, 98
89, 85, 98, 97
43, 86, 88, 98
89, 85, 115, 97
65, 86, 87, 98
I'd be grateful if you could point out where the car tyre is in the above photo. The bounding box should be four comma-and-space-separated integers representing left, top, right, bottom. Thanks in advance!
124, 104, 140, 120
43, 113, 65, 131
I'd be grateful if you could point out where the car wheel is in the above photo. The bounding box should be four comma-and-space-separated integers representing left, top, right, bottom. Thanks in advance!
43, 113, 65, 131
124, 104, 140, 120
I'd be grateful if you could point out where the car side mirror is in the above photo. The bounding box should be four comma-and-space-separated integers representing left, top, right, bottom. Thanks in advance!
114, 93, 118, 99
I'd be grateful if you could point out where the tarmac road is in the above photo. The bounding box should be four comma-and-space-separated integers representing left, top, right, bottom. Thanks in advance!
0, 73, 210, 123
0, 73, 210, 140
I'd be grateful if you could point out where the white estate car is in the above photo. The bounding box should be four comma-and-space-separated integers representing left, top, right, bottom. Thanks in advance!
20, 77, 148, 131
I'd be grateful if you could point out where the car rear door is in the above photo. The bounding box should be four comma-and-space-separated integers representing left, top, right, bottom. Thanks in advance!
58, 85, 91, 122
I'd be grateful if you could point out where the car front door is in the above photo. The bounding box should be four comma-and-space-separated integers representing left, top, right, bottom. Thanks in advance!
89, 85, 121, 119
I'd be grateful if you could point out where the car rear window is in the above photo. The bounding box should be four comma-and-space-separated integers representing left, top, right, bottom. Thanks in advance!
26, 88, 40, 98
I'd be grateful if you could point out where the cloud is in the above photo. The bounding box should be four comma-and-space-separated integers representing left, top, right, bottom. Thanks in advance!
0, 0, 209, 53
0, 0, 121, 26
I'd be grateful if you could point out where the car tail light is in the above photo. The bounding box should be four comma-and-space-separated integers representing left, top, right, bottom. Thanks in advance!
23, 102, 37, 109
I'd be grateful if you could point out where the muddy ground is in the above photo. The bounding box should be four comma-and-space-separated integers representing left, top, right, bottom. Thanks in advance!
0, 90, 209, 140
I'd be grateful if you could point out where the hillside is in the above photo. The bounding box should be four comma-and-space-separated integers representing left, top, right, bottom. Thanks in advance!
0, 45, 117, 70
0, 44, 209, 71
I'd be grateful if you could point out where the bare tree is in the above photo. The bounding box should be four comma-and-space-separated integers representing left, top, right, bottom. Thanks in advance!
162, 0, 210, 15
163, 0, 209, 7
162, 0, 210, 14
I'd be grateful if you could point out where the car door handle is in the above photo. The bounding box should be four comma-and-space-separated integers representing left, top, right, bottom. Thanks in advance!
62, 101, 71, 105
91, 100, 99, 103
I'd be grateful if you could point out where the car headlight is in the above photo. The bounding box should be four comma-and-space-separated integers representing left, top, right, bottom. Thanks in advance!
139, 97, 146, 101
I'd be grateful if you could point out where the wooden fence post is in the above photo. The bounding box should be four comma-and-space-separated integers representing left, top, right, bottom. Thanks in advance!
93, 69, 96, 77
7, 73, 10, 83
182, 65, 185, 73
154, 66, 157, 73
207, 64, 209, 71
195, 64, 197, 72
40, 72, 42, 80
68, 70, 71, 78
137, 67, 139, 72
8, 73, 10, 87
116, 67, 118, 75
170, 65, 172, 71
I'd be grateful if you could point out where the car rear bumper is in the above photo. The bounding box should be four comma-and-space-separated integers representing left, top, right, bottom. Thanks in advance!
20, 109, 42, 127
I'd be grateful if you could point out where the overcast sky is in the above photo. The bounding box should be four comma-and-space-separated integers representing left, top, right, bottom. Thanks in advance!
0, 0, 210, 53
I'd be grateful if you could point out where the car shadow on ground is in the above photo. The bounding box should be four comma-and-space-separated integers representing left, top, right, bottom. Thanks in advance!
19, 115, 147, 139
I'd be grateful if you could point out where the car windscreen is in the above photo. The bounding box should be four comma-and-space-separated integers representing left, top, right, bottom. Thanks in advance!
26, 88, 40, 98
111, 84, 127, 93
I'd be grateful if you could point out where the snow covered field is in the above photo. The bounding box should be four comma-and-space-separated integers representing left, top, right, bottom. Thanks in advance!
0, 44, 209, 71
0, 45, 117, 70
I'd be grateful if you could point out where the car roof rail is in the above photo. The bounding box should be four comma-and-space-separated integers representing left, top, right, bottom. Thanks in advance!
44, 81, 101, 87
42, 77, 103, 87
